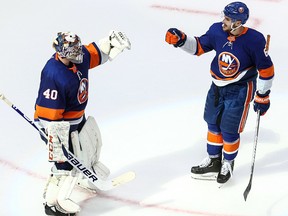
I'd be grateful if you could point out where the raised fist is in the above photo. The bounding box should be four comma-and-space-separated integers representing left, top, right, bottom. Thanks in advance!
165, 28, 187, 47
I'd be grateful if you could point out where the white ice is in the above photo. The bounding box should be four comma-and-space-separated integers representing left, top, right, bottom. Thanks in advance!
0, 0, 287, 215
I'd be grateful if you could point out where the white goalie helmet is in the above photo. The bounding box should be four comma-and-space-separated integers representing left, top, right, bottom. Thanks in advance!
53, 32, 84, 64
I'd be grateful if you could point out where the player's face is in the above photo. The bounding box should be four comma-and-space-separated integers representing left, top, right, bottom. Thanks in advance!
222, 16, 233, 32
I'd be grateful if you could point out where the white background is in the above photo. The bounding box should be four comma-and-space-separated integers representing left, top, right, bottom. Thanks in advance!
0, 0, 287, 215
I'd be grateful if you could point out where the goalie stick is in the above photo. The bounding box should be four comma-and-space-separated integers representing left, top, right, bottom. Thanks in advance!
0, 92, 135, 191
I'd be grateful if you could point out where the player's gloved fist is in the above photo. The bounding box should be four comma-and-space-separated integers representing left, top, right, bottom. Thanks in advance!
253, 90, 270, 116
165, 28, 187, 47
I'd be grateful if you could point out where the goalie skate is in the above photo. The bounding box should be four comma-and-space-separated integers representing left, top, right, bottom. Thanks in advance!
44, 203, 76, 216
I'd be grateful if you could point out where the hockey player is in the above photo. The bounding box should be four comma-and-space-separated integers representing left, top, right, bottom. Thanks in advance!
34, 31, 131, 215
165, 2, 274, 184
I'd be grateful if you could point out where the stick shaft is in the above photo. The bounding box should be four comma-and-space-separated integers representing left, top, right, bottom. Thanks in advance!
243, 110, 261, 201
0, 94, 47, 139
265, 34, 271, 52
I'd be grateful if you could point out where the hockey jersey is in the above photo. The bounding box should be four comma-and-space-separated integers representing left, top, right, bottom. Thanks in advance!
34, 42, 104, 127
194, 22, 274, 92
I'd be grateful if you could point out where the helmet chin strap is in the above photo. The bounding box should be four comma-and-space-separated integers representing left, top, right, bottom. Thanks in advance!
230, 22, 242, 33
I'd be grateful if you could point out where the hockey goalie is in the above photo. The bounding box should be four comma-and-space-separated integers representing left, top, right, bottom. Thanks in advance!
34, 30, 131, 216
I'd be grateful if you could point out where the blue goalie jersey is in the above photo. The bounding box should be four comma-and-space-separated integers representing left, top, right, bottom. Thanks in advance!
34, 42, 103, 126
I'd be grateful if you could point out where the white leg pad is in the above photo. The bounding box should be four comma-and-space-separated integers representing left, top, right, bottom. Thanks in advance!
44, 174, 59, 206
57, 175, 81, 213
71, 131, 83, 163
78, 116, 102, 164
43, 169, 80, 214
92, 161, 110, 180
75, 161, 110, 191
71, 116, 111, 191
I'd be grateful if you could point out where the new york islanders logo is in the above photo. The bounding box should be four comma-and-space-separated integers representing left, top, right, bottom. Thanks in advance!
218, 52, 240, 77
78, 78, 88, 104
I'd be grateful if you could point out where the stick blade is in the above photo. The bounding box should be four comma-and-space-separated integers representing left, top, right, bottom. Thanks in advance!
243, 182, 252, 201
95, 171, 136, 191
111, 171, 136, 187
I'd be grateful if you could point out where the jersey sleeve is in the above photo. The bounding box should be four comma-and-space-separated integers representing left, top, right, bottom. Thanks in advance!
250, 33, 274, 93
84, 42, 103, 69
195, 24, 217, 56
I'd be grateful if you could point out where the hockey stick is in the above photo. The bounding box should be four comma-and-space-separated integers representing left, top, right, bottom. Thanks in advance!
243, 34, 271, 200
243, 109, 261, 201
0, 92, 135, 191
264, 34, 271, 56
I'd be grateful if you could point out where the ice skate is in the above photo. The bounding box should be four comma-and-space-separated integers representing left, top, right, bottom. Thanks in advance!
191, 157, 221, 180
44, 203, 76, 216
217, 159, 234, 184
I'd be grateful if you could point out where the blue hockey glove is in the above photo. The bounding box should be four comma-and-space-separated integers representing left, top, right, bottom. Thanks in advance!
165, 28, 187, 47
253, 90, 270, 116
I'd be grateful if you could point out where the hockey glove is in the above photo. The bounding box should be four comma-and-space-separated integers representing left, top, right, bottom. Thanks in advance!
253, 90, 270, 116
109, 30, 131, 60
165, 28, 187, 47
99, 31, 131, 61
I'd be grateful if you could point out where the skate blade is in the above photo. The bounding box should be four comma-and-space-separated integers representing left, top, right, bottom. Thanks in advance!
191, 172, 217, 181
217, 179, 232, 188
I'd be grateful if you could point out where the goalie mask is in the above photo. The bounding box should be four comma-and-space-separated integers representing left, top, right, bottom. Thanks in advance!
53, 32, 84, 64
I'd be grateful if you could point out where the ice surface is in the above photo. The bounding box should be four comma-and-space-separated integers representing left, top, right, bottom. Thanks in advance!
0, 0, 287, 215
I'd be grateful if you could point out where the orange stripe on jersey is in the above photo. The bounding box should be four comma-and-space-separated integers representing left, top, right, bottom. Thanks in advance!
195, 38, 205, 56
35, 105, 84, 121
259, 65, 274, 79
239, 81, 254, 133
207, 131, 223, 145
85, 43, 101, 68
63, 110, 85, 119
35, 105, 64, 120
223, 139, 240, 153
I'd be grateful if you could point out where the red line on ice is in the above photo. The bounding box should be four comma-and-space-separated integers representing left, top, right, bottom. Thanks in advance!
150, 4, 261, 29
0, 158, 247, 216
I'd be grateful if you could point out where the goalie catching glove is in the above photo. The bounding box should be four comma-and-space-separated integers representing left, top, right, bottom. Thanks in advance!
99, 30, 131, 60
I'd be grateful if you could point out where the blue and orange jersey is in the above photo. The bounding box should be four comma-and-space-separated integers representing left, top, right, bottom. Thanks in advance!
34, 42, 103, 126
194, 22, 274, 91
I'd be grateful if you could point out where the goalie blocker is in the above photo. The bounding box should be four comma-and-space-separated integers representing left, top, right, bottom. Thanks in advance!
44, 116, 110, 214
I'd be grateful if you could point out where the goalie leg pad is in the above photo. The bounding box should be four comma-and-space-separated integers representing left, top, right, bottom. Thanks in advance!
71, 117, 111, 191
92, 161, 110, 180
43, 168, 80, 214
76, 161, 110, 192
79, 116, 110, 178
71, 130, 110, 179
79, 116, 102, 165
57, 175, 80, 213
47, 121, 70, 162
